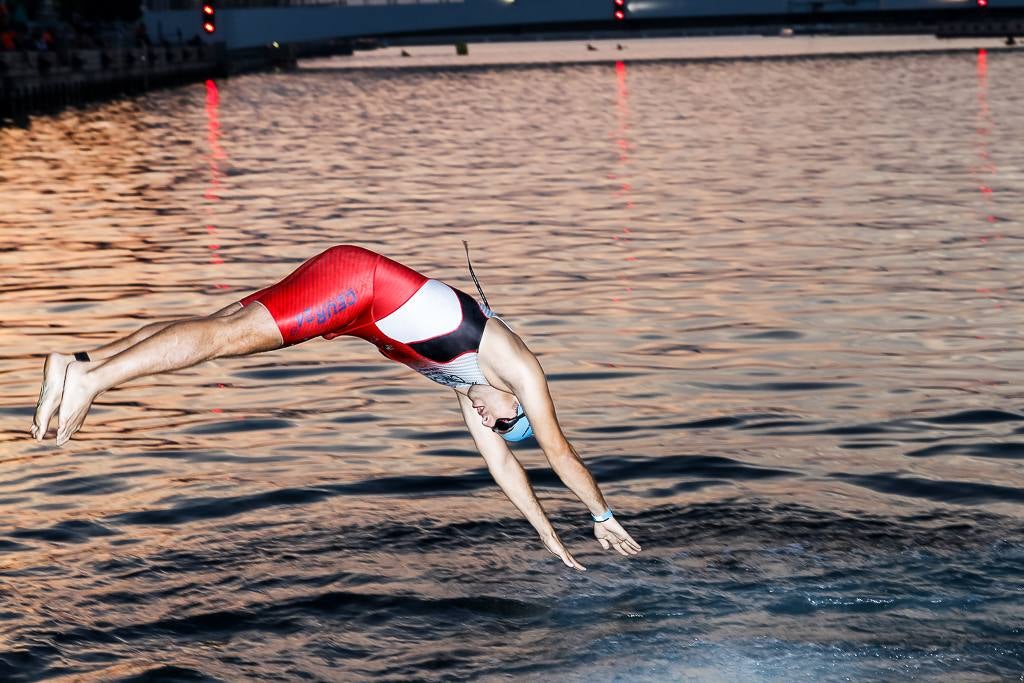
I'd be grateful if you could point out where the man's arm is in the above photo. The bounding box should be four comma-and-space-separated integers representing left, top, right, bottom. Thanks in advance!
480, 322, 641, 558
455, 391, 585, 571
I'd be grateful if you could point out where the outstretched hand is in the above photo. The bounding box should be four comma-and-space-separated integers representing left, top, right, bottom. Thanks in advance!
595, 518, 641, 557
542, 534, 586, 571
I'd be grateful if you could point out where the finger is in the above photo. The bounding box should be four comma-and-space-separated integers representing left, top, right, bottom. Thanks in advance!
557, 547, 585, 571
617, 539, 637, 556
613, 541, 630, 557
619, 533, 642, 552
565, 554, 586, 571
598, 537, 611, 551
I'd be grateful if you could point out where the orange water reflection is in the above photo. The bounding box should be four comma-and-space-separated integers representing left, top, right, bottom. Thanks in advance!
1, 41, 1023, 678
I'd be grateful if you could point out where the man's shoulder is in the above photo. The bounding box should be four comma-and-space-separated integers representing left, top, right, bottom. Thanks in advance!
480, 319, 537, 384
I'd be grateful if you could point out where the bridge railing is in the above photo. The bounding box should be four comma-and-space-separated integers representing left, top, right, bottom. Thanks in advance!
147, 0, 465, 8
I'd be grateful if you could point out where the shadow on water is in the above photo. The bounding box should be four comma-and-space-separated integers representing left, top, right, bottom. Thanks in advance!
2, 501, 1022, 682
2, 454, 792, 530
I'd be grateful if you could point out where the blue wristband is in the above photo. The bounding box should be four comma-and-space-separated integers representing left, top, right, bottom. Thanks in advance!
592, 508, 614, 523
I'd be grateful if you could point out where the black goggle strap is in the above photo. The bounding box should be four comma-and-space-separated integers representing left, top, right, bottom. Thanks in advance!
462, 240, 493, 314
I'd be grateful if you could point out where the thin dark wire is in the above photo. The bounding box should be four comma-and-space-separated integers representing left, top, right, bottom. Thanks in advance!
462, 240, 492, 312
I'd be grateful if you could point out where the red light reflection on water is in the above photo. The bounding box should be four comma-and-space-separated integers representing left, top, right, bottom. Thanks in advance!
973, 48, 1004, 315
205, 79, 230, 284
610, 60, 634, 302
205, 79, 230, 414
974, 50, 997, 231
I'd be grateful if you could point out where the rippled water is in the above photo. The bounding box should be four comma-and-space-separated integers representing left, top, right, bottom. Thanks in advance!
2, 37, 1023, 681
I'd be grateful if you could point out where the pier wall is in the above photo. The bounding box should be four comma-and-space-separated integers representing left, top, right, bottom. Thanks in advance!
0, 45, 221, 121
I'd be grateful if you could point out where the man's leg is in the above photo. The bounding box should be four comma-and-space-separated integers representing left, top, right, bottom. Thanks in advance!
53, 303, 283, 446
32, 304, 242, 441
93, 302, 245, 360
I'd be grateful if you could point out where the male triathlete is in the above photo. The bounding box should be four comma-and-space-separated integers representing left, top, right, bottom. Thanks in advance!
31, 245, 641, 570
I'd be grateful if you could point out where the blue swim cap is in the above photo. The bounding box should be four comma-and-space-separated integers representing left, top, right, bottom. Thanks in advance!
499, 404, 534, 442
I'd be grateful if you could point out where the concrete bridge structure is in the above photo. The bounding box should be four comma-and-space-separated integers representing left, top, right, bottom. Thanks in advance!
142, 0, 1024, 51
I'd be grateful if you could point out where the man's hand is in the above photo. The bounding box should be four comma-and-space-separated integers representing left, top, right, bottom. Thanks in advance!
542, 533, 586, 571
595, 518, 642, 557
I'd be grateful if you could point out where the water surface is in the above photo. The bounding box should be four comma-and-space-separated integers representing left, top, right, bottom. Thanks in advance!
1, 36, 1023, 682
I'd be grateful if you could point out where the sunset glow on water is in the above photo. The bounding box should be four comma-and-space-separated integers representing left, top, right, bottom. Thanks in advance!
2, 36, 1023, 681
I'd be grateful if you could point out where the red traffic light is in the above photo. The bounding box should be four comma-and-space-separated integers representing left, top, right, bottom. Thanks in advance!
614, 9, 625, 20
203, 21, 215, 33
977, 0, 988, 6
203, 4, 214, 15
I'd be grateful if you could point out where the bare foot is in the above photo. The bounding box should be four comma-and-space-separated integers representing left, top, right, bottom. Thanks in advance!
56, 361, 100, 446
32, 352, 72, 441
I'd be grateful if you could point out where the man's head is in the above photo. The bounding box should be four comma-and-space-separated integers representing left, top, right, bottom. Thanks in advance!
467, 384, 534, 441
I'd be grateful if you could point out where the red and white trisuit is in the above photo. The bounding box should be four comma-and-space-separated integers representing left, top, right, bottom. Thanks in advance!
240, 245, 496, 389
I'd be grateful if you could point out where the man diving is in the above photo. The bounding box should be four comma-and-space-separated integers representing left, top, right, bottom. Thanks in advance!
31, 244, 641, 570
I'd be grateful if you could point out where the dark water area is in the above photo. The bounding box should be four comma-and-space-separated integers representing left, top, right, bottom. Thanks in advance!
1, 37, 1023, 681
